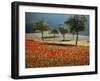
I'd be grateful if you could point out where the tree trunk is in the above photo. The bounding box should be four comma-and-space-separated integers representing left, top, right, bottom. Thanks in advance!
72, 32, 74, 40
76, 31, 78, 45
41, 31, 44, 41
54, 34, 56, 40
63, 34, 65, 41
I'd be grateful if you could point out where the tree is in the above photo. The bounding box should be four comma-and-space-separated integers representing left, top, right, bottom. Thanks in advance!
65, 15, 87, 45
51, 29, 59, 40
58, 24, 68, 41
33, 20, 50, 41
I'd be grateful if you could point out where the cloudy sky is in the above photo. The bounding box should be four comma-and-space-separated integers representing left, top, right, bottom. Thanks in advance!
25, 12, 89, 36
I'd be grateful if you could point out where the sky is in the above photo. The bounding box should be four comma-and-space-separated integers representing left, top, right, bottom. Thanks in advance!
25, 12, 90, 36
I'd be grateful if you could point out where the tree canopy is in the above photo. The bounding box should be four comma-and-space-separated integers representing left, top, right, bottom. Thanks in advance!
65, 15, 87, 32
33, 20, 50, 41
58, 24, 68, 34
58, 24, 68, 40
65, 15, 87, 45
51, 29, 59, 34
33, 20, 50, 32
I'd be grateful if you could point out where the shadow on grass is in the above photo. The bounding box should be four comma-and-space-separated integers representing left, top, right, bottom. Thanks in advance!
59, 40, 72, 42
87, 41, 90, 43
43, 36, 59, 39
43, 43, 75, 47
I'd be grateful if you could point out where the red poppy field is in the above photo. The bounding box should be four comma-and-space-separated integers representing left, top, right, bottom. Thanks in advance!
25, 40, 89, 68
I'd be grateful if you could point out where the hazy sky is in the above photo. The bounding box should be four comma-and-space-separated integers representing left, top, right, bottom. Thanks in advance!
25, 12, 90, 36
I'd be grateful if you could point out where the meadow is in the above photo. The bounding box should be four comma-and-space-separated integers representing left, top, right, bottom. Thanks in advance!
25, 33, 89, 68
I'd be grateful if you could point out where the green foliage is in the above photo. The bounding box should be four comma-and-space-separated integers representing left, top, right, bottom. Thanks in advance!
59, 27, 68, 34
33, 20, 50, 32
58, 24, 68, 34
65, 15, 87, 32
64, 15, 87, 45
33, 20, 50, 41
51, 29, 59, 34
58, 24, 68, 41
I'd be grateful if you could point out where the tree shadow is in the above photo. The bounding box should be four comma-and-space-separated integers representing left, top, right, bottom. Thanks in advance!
43, 43, 75, 47
87, 41, 90, 43
59, 39, 72, 42
43, 36, 59, 39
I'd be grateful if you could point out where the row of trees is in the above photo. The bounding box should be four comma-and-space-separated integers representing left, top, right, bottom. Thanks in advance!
33, 20, 68, 41
32, 15, 87, 45
51, 24, 68, 41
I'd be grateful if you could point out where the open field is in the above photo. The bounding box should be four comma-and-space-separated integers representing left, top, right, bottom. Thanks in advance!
26, 32, 89, 46
45, 40, 89, 46
25, 39, 89, 68
26, 32, 89, 40
25, 32, 89, 68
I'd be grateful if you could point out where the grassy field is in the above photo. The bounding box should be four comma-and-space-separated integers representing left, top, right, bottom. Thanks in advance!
26, 32, 89, 46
